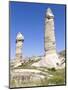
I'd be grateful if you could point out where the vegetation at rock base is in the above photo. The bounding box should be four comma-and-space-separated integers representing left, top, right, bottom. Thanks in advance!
48, 68, 65, 85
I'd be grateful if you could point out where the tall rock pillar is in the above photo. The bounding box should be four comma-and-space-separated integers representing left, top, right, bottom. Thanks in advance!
44, 8, 60, 68
15, 32, 24, 67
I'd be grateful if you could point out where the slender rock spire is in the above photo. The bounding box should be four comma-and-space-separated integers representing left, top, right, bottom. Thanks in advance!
44, 8, 60, 68
15, 32, 24, 67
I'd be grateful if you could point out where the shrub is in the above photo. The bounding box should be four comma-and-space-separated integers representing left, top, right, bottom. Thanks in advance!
51, 68, 56, 71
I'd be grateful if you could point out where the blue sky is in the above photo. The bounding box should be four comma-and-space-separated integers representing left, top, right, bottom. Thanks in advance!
10, 2, 66, 59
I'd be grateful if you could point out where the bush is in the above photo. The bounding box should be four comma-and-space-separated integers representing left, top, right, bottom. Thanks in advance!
51, 68, 56, 71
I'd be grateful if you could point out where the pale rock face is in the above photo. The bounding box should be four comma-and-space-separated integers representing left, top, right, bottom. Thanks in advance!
44, 54, 60, 68
32, 55, 60, 68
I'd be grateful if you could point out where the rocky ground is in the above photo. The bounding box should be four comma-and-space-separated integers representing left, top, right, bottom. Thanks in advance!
10, 50, 66, 88
10, 67, 65, 88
